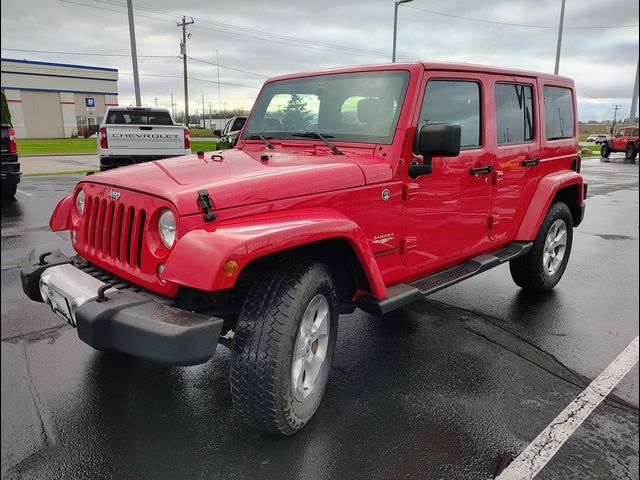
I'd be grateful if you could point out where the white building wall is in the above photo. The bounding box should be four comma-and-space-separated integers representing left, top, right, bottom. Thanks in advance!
1, 58, 118, 138
3, 89, 26, 138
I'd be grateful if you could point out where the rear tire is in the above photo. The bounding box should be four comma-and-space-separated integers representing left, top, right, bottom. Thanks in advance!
510, 202, 573, 292
625, 143, 637, 160
1, 184, 17, 200
600, 143, 611, 158
230, 260, 338, 435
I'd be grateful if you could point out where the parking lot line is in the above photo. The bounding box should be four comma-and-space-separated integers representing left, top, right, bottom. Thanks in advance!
16, 189, 33, 196
497, 335, 639, 480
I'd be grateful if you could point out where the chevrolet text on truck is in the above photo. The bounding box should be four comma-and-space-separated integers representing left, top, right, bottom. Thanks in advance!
22, 62, 586, 434
97, 107, 191, 170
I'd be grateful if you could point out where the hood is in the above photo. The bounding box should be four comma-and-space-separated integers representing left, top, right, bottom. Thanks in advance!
85, 147, 393, 215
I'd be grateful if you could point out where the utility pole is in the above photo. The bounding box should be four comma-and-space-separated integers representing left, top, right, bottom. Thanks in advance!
392, 0, 413, 62
216, 50, 222, 112
630, 57, 639, 123
170, 92, 175, 118
208, 102, 213, 131
126, 0, 141, 105
201, 94, 206, 128
154, 97, 159, 107
612, 104, 622, 135
178, 16, 194, 125
554, 0, 566, 75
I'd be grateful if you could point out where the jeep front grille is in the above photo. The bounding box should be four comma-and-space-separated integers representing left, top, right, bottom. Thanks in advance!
82, 194, 147, 269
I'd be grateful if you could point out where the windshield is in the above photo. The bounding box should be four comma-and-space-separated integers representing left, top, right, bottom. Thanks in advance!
243, 70, 410, 144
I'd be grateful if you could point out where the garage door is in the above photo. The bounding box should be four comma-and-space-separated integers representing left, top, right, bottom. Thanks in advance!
22, 91, 64, 138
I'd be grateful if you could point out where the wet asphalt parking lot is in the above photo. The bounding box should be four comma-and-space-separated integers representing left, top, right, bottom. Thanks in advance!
1, 155, 638, 480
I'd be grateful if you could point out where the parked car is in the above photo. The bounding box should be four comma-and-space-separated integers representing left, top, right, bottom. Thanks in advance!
586, 133, 609, 144
601, 126, 639, 159
217, 116, 247, 149
97, 107, 191, 170
22, 62, 586, 435
1, 124, 21, 199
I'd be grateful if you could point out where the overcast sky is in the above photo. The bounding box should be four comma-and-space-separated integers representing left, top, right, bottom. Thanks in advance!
1, 0, 638, 120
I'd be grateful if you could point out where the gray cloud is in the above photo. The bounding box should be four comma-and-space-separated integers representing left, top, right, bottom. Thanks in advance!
1, 0, 638, 120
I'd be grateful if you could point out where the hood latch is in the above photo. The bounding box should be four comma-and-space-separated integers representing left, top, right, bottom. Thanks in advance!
197, 190, 216, 222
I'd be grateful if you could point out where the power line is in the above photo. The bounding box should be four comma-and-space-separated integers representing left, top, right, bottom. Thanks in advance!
93, 0, 397, 57
403, 4, 639, 29
1, 48, 269, 78
67, 0, 411, 60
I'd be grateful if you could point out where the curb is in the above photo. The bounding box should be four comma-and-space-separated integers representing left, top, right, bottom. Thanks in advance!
20, 152, 98, 157
23, 169, 95, 177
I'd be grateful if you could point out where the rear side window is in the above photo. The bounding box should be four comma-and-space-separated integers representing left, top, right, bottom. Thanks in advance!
495, 83, 534, 145
633, 128, 639, 137
105, 110, 173, 125
543, 86, 574, 140
418, 80, 481, 149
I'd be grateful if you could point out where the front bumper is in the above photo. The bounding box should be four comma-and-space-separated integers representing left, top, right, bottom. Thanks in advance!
21, 246, 223, 366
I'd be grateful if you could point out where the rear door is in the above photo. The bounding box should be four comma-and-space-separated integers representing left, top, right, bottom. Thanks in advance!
489, 76, 541, 242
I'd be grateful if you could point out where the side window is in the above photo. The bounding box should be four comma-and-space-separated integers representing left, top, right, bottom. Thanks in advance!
495, 83, 534, 145
418, 80, 481, 149
544, 86, 575, 140
633, 128, 639, 137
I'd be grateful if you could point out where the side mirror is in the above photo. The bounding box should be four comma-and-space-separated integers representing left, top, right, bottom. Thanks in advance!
409, 123, 462, 178
213, 129, 222, 137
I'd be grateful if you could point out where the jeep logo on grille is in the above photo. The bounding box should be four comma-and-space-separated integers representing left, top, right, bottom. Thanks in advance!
107, 189, 121, 201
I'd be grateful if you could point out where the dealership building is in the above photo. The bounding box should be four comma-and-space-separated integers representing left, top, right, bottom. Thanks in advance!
1, 58, 119, 138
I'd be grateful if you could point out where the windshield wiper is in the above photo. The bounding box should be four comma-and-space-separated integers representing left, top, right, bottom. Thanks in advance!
246, 134, 275, 149
291, 132, 344, 156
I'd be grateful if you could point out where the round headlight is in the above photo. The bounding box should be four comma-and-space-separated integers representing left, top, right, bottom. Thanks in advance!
75, 189, 85, 214
158, 209, 177, 249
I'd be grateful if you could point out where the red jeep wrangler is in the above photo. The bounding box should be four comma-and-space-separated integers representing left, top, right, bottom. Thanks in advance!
600, 125, 639, 159
22, 62, 586, 434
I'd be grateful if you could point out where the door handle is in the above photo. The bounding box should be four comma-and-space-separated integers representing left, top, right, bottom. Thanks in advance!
139, 126, 153, 130
522, 158, 540, 167
469, 165, 493, 175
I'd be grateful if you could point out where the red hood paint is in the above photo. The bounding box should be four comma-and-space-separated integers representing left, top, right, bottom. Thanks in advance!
83, 147, 394, 215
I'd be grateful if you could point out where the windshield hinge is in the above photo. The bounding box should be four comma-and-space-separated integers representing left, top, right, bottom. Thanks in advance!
197, 190, 216, 222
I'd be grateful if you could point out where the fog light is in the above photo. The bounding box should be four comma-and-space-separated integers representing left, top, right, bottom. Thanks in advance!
223, 259, 239, 277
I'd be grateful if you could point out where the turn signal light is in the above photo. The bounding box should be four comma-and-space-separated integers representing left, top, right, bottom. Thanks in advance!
223, 260, 239, 277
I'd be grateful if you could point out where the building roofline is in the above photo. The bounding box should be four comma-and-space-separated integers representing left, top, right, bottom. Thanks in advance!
0, 57, 118, 72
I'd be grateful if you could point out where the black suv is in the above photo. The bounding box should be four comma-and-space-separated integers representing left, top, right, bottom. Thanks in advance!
1, 124, 21, 199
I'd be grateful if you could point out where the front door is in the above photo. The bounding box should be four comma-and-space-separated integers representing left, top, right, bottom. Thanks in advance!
402, 72, 493, 271
489, 76, 541, 241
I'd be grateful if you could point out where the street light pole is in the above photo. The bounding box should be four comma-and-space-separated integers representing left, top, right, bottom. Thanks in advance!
126, 0, 141, 105
554, 0, 566, 75
392, 0, 413, 63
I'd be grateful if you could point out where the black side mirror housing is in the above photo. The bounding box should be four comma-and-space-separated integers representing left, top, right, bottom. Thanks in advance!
213, 129, 222, 137
409, 123, 462, 178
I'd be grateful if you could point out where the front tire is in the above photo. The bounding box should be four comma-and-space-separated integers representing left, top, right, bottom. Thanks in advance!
230, 260, 338, 435
600, 143, 611, 158
510, 202, 573, 292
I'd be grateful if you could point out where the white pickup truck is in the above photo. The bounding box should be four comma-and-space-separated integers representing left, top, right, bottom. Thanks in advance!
97, 107, 191, 170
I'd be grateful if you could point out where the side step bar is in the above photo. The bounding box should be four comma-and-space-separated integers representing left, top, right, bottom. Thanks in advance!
358, 241, 533, 315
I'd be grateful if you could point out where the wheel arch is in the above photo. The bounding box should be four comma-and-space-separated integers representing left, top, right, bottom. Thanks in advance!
162, 208, 386, 300
515, 171, 584, 240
